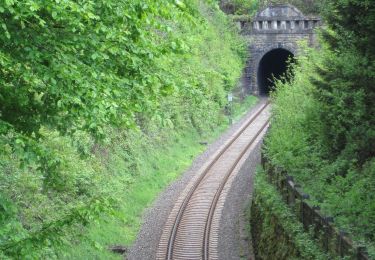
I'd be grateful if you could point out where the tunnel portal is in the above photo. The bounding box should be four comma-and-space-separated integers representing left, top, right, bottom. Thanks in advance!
235, 4, 321, 95
257, 48, 294, 96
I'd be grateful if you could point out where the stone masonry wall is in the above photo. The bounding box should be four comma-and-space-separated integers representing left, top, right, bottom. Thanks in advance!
235, 4, 321, 95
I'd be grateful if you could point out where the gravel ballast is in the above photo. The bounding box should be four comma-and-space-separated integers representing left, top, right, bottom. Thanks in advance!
127, 99, 266, 260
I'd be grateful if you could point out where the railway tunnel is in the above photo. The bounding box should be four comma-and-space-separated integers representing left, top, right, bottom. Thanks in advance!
236, 4, 321, 95
257, 48, 294, 96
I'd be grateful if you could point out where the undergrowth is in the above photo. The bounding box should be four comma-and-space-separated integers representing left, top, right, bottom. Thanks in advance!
0, 0, 251, 258
62, 95, 257, 259
251, 169, 330, 260
265, 41, 375, 258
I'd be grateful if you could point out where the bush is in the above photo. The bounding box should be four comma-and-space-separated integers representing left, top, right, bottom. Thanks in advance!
251, 170, 329, 260
265, 1, 375, 253
0, 0, 247, 258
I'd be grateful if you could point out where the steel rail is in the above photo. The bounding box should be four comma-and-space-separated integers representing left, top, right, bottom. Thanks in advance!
202, 118, 270, 260
166, 101, 270, 260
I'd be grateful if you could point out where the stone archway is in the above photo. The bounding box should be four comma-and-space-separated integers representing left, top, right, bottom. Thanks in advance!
257, 48, 295, 95
235, 4, 321, 95
252, 44, 296, 95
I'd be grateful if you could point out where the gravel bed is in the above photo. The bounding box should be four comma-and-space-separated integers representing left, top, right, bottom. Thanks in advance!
217, 138, 262, 260
127, 99, 266, 260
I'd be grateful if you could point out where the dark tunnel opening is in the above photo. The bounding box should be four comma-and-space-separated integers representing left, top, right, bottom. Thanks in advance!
257, 48, 295, 96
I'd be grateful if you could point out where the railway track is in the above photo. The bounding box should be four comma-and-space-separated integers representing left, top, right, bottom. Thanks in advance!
157, 101, 271, 260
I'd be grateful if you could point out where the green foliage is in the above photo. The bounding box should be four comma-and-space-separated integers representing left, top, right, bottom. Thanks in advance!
61, 95, 257, 259
251, 170, 329, 260
220, 0, 321, 15
0, 0, 177, 137
265, 44, 375, 257
257, 0, 321, 15
314, 0, 375, 166
62, 125, 215, 258
0, 128, 115, 258
320, 0, 375, 58
222, 0, 260, 15
265, 0, 375, 256
0, 0, 247, 258
232, 95, 258, 120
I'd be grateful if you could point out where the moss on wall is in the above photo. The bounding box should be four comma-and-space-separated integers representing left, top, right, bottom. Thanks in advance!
250, 170, 330, 260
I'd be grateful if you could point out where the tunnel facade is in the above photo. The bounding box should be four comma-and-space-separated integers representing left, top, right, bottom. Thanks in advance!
234, 4, 321, 95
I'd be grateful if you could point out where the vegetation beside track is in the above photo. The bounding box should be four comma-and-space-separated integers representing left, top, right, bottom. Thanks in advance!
223, 0, 374, 255
251, 170, 329, 260
0, 1, 253, 258
62, 95, 257, 259
220, 0, 321, 16
263, 0, 375, 257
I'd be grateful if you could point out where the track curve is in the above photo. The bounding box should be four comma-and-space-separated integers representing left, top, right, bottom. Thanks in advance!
157, 100, 271, 260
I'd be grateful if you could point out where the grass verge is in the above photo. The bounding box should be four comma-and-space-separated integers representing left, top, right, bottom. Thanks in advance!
63, 95, 258, 259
